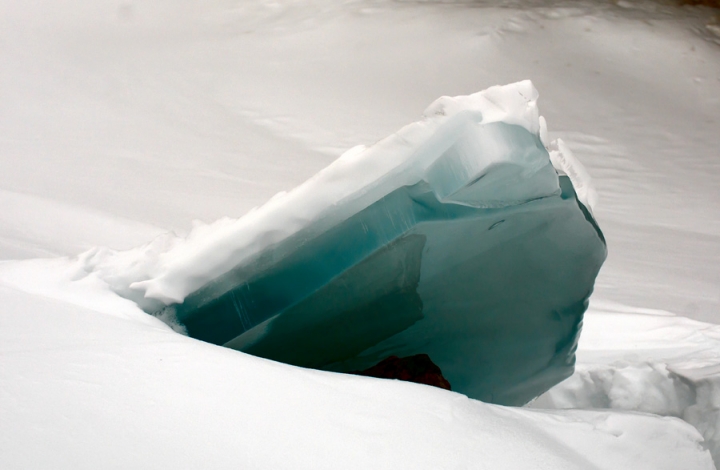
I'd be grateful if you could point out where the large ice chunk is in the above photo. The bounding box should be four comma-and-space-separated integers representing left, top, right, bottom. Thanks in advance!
129, 81, 605, 405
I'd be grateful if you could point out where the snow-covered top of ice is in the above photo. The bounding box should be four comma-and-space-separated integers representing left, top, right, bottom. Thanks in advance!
422, 80, 541, 134
79, 81, 594, 308
547, 138, 597, 214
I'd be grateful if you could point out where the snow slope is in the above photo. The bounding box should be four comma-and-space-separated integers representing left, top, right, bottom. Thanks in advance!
1, 0, 719, 467
0, 261, 713, 470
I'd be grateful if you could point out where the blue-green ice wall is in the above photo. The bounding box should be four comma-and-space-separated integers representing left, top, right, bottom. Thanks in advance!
173, 124, 606, 405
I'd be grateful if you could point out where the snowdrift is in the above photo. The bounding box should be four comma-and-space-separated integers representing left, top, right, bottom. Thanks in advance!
532, 300, 720, 466
0, 279, 713, 470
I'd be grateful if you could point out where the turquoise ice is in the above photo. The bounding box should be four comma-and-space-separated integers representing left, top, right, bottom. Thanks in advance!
167, 89, 606, 405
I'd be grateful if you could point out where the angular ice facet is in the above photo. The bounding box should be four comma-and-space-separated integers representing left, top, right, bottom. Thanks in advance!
155, 82, 606, 405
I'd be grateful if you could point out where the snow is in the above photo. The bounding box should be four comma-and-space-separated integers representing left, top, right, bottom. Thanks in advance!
547, 138, 598, 212
1, 0, 719, 468
532, 300, 720, 464
0, 268, 713, 470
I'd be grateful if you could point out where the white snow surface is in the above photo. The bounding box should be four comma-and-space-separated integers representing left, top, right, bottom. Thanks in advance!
0, 261, 713, 470
533, 300, 720, 465
1, 0, 720, 468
